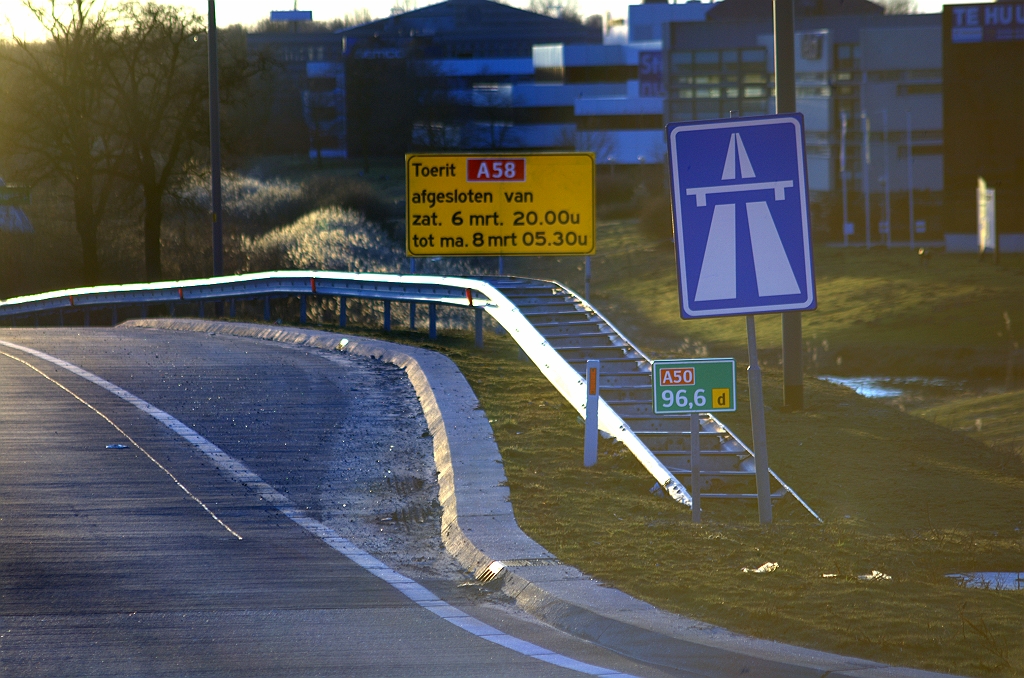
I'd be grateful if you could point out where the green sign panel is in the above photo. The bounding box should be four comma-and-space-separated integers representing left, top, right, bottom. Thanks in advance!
652, 358, 736, 414
0, 186, 30, 207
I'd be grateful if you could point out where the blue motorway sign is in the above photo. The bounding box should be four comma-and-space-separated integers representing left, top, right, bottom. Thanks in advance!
667, 114, 816, 319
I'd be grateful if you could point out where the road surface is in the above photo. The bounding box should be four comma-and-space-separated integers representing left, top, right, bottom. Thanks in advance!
0, 328, 690, 677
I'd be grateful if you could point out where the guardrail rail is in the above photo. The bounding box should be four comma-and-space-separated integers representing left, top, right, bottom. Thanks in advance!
0, 270, 819, 520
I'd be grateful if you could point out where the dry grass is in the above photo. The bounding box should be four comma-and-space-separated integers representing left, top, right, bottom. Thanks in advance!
300, 323, 1023, 677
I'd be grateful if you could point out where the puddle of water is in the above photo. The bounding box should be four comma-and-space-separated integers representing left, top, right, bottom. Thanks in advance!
947, 572, 1024, 590
818, 375, 963, 400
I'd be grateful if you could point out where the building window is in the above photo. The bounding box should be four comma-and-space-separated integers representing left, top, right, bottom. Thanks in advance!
897, 84, 942, 96
669, 101, 692, 120
671, 52, 693, 76
741, 49, 765, 63
834, 43, 860, 70
667, 46, 770, 121
695, 51, 719, 66
695, 99, 719, 118
868, 70, 904, 82
741, 99, 767, 115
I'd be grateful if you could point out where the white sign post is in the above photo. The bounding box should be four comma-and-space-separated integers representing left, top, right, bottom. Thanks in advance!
584, 360, 600, 467
977, 177, 997, 261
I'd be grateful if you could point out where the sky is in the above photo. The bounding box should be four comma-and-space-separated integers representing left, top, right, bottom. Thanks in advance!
3, 0, 984, 44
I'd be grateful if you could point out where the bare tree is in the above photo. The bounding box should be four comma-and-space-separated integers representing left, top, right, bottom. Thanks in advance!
1, 0, 118, 284
411, 62, 464, 150
574, 129, 616, 164
527, 0, 581, 23
107, 2, 208, 281
878, 0, 918, 14
470, 82, 520, 150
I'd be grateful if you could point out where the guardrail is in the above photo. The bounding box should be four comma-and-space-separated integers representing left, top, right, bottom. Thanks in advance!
0, 271, 693, 506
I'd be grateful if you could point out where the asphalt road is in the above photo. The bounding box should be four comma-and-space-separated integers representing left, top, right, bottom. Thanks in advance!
0, 328, 682, 678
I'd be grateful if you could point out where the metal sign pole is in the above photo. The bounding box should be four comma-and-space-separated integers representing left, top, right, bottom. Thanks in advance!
207, 0, 223, 278
862, 110, 871, 250
584, 359, 600, 467
773, 0, 803, 411
841, 111, 849, 247
584, 255, 591, 301
690, 411, 701, 523
746, 316, 773, 524
883, 109, 891, 248
907, 110, 915, 249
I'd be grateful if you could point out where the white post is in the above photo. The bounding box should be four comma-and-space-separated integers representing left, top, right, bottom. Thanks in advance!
883, 109, 891, 248
584, 360, 600, 467
862, 110, 871, 249
690, 411, 701, 523
841, 110, 849, 247
907, 110, 915, 249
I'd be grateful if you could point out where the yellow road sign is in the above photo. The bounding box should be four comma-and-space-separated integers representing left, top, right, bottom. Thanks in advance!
405, 153, 595, 256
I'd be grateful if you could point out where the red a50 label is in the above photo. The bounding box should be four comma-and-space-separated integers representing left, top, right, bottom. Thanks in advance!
659, 367, 694, 386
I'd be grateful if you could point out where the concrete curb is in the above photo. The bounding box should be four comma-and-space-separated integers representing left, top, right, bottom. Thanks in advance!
121, 319, 959, 678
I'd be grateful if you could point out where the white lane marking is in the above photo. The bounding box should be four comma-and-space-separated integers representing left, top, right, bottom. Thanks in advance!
0, 339, 636, 678
0, 348, 241, 540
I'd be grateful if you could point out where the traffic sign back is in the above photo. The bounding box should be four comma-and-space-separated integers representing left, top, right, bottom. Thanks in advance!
667, 114, 816, 319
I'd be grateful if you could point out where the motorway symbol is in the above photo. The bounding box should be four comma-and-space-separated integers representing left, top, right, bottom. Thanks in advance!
668, 114, 816, 319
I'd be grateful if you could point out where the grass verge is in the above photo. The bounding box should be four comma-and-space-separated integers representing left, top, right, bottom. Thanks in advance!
301, 321, 1022, 678
502, 220, 1024, 381
909, 391, 1024, 458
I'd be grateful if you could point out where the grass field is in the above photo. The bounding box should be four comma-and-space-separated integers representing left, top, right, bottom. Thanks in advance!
295, 225, 1023, 676
504, 219, 1024, 380
314, 322, 1022, 678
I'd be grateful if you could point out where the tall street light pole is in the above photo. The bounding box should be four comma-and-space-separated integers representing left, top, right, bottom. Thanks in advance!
774, 0, 803, 410
208, 0, 223, 277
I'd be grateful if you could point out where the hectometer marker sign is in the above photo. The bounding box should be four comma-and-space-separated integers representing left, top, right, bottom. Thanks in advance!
406, 153, 595, 256
667, 114, 816, 319
652, 358, 736, 414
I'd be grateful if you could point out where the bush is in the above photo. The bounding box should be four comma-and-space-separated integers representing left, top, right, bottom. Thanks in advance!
303, 175, 399, 228
179, 172, 310, 236
240, 207, 404, 273
637, 192, 674, 245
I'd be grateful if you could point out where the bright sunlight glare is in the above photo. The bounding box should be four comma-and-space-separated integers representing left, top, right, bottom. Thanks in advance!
2, 0, 986, 45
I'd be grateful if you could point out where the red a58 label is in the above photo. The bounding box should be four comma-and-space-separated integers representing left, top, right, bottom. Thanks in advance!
467, 158, 525, 182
